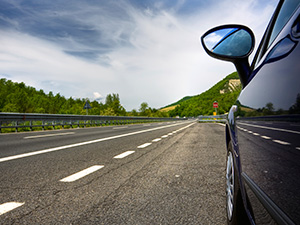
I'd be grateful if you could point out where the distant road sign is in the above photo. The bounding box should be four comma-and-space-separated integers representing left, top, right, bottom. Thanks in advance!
213, 101, 218, 108
83, 101, 92, 109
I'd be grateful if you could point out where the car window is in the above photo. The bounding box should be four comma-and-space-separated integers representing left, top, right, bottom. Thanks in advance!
253, 0, 300, 68
268, 0, 300, 48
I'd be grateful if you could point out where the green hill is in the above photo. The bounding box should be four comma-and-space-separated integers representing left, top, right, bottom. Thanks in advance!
168, 72, 241, 117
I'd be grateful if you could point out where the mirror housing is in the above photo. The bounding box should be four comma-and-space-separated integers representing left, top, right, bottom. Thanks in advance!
201, 25, 255, 88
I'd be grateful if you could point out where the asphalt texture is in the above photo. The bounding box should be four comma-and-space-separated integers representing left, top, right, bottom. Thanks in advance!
0, 122, 227, 224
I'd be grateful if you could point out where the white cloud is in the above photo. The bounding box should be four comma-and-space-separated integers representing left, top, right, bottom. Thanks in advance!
93, 92, 103, 101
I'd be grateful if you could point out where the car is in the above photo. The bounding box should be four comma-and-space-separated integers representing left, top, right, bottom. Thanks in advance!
201, 0, 300, 224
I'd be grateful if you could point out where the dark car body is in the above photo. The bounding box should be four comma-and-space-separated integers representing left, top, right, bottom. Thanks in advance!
202, 0, 300, 224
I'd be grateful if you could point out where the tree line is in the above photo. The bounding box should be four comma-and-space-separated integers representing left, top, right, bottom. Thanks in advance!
0, 78, 169, 117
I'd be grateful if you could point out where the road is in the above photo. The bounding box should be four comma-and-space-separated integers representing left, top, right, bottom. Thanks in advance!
0, 121, 227, 224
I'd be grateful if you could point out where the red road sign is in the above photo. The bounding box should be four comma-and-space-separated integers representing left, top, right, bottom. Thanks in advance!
213, 102, 218, 108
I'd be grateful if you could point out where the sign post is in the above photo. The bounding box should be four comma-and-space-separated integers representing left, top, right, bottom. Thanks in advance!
83, 100, 92, 115
213, 101, 218, 119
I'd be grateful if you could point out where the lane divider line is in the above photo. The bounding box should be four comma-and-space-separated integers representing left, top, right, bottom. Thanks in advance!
0, 202, 25, 216
152, 138, 161, 142
261, 136, 271, 140
60, 165, 104, 182
161, 135, 168, 138
272, 140, 291, 146
24, 132, 75, 139
113, 126, 128, 130
137, 143, 152, 149
0, 122, 194, 163
113, 151, 135, 159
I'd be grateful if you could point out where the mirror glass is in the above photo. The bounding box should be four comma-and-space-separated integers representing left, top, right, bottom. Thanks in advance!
203, 28, 253, 57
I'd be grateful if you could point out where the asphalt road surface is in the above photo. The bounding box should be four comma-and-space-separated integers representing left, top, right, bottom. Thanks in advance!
0, 121, 227, 224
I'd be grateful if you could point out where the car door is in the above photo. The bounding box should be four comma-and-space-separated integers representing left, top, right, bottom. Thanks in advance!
236, 1, 300, 224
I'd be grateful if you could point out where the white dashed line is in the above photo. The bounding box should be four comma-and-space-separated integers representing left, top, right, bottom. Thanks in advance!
261, 136, 271, 140
161, 135, 168, 138
24, 132, 75, 139
253, 133, 260, 136
114, 151, 135, 159
272, 140, 291, 145
60, 165, 104, 182
168, 133, 173, 135
248, 131, 253, 134
296, 147, 300, 151
137, 143, 152, 148
0, 202, 25, 215
152, 138, 161, 142
113, 126, 128, 130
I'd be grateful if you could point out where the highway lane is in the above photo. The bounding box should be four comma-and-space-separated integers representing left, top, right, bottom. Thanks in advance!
0, 122, 227, 224
0, 121, 189, 159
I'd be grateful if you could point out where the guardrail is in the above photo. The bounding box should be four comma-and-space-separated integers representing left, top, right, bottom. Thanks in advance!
0, 112, 186, 133
198, 114, 227, 122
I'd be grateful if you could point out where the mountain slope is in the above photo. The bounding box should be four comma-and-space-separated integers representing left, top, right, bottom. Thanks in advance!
168, 72, 241, 117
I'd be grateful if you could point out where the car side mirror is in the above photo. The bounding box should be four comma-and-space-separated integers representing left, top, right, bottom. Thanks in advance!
201, 25, 255, 87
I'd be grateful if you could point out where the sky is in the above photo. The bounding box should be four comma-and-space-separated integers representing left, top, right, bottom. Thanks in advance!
0, 0, 278, 111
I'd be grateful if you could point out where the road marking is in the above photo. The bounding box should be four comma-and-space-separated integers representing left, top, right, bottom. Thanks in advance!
238, 122, 300, 135
168, 133, 173, 135
272, 140, 291, 145
296, 147, 300, 151
113, 126, 128, 130
217, 123, 226, 127
161, 135, 168, 138
172, 131, 177, 134
143, 124, 151, 126
0, 202, 25, 215
114, 151, 135, 159
0, 122, 195, 163
60, 165, 104, 182
137, 143, 152, 148
248, 131, 253, 134
24, 132, 75, 139
253, 133, 260, 136
152, 138, 161, 142
261, 136, 271, 140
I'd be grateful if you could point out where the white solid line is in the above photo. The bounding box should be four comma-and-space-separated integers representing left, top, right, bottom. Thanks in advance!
24, 132, 75, 139
60, 165, 104, 182
273, 140, 291, 145
0, 202, 25, 215
238, 122, 300, 135
137, 143, 152, 148
161, 135, 168, 138
114, 151, 135, 159
113, 126, 128, 130
0, 122, 195, 163
152, 138, 161, 142
261, 136, 271, 140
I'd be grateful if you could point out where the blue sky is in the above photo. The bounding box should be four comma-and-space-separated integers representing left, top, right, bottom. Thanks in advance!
0, 0, 277, 110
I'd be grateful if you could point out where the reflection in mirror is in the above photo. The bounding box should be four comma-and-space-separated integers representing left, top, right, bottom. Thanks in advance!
203, 28, 253, 57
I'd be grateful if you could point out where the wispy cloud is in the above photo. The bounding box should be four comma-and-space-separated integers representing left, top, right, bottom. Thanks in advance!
0, 0, 277, 110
